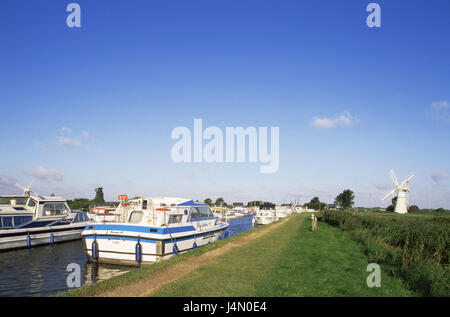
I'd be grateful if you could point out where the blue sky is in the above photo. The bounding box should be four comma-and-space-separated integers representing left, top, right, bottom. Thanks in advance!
0, 0, 449, 208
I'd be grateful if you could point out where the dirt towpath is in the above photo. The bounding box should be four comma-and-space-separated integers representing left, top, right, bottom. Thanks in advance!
98, 217, 290, 297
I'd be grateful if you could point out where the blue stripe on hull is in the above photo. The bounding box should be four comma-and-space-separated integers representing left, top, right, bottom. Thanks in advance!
84, 227, 226, 244
85, 236, 156, 243
83, 224, 197, 234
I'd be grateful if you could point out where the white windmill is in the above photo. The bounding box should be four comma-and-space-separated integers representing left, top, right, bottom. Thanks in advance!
15, 181, 34, 197
380, 170, 414, 214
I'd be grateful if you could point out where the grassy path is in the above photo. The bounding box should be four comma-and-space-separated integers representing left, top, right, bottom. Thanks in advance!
150, 214, 307, 296
65, 213, 414, 297
64, 214, 289, 297
151, 214, 413, 296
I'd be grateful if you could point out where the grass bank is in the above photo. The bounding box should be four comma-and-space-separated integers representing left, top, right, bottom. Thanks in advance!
62, 217, 280, 297
64, 213, 415, 297
151, 214, 412, 296
321, 210, 450, 296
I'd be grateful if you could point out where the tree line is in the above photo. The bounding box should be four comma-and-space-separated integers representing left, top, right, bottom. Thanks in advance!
67, 187, 113, 211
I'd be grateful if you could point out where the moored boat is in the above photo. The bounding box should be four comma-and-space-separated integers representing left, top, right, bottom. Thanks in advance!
88, 205, 119, 223
81, 197, 229, 266
0, 193, 89, 251
254, 206, 278, 225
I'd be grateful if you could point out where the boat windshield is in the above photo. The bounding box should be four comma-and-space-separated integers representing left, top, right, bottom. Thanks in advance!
0, 197, 28, 206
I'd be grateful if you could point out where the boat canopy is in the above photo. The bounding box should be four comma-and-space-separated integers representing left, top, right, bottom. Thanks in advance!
177, 200, 208, 207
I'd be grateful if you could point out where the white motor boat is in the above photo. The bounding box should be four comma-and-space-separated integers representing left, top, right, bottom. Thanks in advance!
275, 206, 291, 219
81, 197, 229, 266
88, 205, 121, 223
230, 206, 250, 217
0, 194, 89, 250
254, 209, 278, 225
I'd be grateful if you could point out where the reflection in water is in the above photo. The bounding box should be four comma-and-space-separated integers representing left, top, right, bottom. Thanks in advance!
0, 239, 130, 297
82, 262, 130, 287
0, 215, 254, 296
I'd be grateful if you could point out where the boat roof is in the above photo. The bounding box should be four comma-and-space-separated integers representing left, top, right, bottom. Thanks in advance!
0, 195, 66, 201
30, 195, 66, 201
130, 197, 208, 207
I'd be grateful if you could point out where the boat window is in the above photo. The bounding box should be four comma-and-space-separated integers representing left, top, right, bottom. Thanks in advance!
0, 197, 28, 206
42, 202, 70, 216
27, 199, 36, 208
168, 214, 183, 224
142, 200, 147, 210
1, 216, 13, 228
189, 207, 202, 220
14, 216, 33, 227
72, 213, 89, 223
15, 197, 28, 205
129, 211, 143, 224
199, 207, 213, 218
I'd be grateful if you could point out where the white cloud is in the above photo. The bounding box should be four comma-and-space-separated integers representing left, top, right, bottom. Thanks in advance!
431, 101, 449, 109
429, 100, 450, 122
81, 130, 90, 139
23, 166, 63, 181
431, 171, 450, 183
34, 141, 47, 151
57, 136, 82, 148
57, 127, 93, 149
312, 111, 359, 129
0, 174, 20, 194
59, 127, 73, 135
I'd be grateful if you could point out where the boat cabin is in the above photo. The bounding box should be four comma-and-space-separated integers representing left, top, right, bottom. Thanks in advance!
123, 197, 218, 227
0, 195, 88, 229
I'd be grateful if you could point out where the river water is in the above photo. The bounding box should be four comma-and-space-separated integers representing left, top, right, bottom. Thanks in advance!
0, 215, 255, 296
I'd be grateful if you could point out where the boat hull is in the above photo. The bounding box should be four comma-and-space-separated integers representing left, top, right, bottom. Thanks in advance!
0, 223, 88, 251
82, 223, 229, 266
254, 216, 277, 225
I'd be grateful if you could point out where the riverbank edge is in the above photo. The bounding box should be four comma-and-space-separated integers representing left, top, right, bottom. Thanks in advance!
60, 215, 293, 297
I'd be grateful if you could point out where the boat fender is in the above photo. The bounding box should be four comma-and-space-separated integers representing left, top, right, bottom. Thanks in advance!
135, 236, 142, 264
92, 234, 99, 261
27, 232, 31, 248
193, 242, 197, 249
50, 233, 54, 245
173, 244, 179, 255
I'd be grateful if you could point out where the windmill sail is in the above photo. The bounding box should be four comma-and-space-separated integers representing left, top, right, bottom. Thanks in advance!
380, 170, 414, 214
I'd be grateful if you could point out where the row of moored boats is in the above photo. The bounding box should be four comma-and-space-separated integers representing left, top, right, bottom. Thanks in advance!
0, 187, 313, 266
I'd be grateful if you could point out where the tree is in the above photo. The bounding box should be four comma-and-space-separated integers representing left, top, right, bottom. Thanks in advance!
93, 187, 105, 203
204, 198, 212, 206
408, 205, 419, 213
386, 196, 397, 212
67, 198, 91, 211
215, 197, 224, 206
334, 189, 355, 209
305, 197, 326, 211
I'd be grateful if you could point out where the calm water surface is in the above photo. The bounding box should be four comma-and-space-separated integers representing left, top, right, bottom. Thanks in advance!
0, 215, 254, 296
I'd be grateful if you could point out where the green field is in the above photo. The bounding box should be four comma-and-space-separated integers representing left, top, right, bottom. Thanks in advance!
151, 214, 412, 296
321, 210, 450, 296
65, 211, 448, 297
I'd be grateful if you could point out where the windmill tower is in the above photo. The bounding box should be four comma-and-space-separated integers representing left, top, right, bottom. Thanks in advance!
380, 170, 414, 214
15, 181, 34, 197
